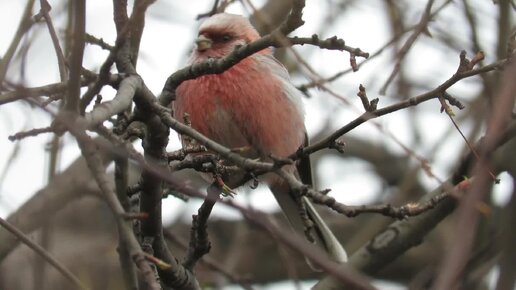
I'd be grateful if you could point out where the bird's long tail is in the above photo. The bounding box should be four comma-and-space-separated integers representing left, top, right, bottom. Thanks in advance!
269, 155, 348, 268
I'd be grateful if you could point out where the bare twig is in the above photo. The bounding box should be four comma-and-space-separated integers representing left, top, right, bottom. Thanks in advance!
297, 0, 453, 91
0, 0, 35, 87
295, 57, 508, 158
85, 33, 115, 50
36, 0, 67, 81
0, 217, 89, 290
8, 126, 53, 141
287, 35, 369, 58
379, 0, 453, 95
62, 114, 162, 290
183, 184, 219, 270
432, 54, 516, 290
65, 0, 85, 113
0, 74, 121, 106
114, 137, 139, 289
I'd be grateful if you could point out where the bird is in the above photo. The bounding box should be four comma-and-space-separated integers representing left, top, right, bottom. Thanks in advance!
174, 13, 347, 267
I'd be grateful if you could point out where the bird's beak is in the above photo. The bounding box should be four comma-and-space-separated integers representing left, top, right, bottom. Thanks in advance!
196, 35, 213, 51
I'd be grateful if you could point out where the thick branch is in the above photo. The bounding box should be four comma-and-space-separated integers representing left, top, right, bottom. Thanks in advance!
65, 0, 85, 113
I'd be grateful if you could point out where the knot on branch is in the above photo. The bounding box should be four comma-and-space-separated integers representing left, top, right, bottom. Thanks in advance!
330, 139, 346, 153
456, 50, 485, 75
269, 154, 294, 168
357, 84, 379, 112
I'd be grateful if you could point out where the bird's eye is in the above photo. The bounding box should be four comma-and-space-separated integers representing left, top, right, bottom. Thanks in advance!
221, 34, 232, 42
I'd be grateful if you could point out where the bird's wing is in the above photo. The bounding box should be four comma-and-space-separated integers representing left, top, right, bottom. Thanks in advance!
253, 53, 305, 117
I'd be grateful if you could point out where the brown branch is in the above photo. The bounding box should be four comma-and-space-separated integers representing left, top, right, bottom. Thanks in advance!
118, 148, 376, 289
78, 92, 375, 288
128, 0, 156, 68
331, 192, 453, 218
36, 0, 67, 81
0, 137, 112, 261
295, 57, 508, 158
0, 0, 35, 87
0, 81, 66, 105
0, 74, 121, 106
85, 33, 115, 51
356, 84, 378, 112
79, 0, 154, 113
432, 52, 516, 290
0, 217, 89, 290
278, 0, 305, 35
288, 35, 369, 58
137, 112, 172, 288
166, 148, 447, 220
82, 75, 141, 128
62, 56, 511, 224
60, 114, 162, 290
122, 77, 200, 289
8, 126, 53, 141
79, 0, 134, 112
296, 1, 453, 91
114, 138, 139, 288
314, 123, 516, 290
78, 54, 116, 113
65, 0, 85, 113
94, 102, 200, 289
183, 184, 219, 270
379, 0, 452, 95
439, 97, 497, 181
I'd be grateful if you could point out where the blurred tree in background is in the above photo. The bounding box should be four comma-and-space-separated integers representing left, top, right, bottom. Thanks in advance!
0, 0, 514, 289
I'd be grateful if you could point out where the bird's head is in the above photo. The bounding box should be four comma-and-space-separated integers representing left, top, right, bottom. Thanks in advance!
191, 13, 261, 60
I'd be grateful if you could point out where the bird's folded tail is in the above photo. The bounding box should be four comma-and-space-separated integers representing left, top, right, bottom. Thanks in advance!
269, 158, 348, 270
303, 195, 348, 263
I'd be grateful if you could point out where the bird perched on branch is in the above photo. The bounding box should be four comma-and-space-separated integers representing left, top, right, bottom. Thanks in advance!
174, 13, 347, 267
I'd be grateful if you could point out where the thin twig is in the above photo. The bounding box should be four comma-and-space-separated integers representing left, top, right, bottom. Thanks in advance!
62, 114, 162, 290
8, 126, 53, 141
379, 0, 452, 95
36, 0, 68, 81
432, 53, 516, 290
0, 0, 35, 87
296, 57, 508, 158
183, 184, 219, 270
0, 217, 89, 290
85, 33, 115, 50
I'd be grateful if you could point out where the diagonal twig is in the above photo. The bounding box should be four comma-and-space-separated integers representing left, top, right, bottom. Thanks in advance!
0, 216, 89, 290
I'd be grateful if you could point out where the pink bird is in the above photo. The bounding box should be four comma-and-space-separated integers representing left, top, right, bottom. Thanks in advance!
174, 13, 347, 266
